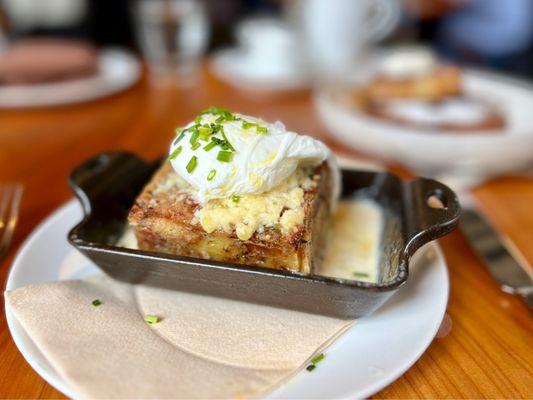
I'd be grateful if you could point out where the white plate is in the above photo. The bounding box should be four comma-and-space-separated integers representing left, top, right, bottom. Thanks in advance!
0, 48, 141, 108
5, 200, 448, 399
315, 69, 533, 176
210, 48, 308, 92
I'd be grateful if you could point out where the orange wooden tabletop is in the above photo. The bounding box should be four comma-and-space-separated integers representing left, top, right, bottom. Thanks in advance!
0, 68, 532, 399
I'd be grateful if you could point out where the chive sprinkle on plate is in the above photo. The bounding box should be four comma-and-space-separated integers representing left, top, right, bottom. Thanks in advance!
306, 353, 325, 372
144, 315, 159, 324
353, 271, 369, 279
92, 299, 102, 307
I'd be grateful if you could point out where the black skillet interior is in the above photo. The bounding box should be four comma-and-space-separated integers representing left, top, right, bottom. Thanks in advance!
68, 152, 460, 318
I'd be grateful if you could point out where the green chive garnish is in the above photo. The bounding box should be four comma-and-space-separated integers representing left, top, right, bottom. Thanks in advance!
207, 169, 216, 181
195, 115, 202, 124
189, 129, 199, 145
173, 130, 185, 145
167, 146, 183, 161
92, 299, 102, 307
220, 127, 235, 151
311, 353, 325, 364
186, 156, 198, 173
353, 272, 369, 279
217, 151, 233, 162
144, 315, 159, 324
203, 140, 217, 151
191, 142, 201, 150
198, 126, 212, 141
231, 195, 240, 203
306, 353, 325, 372
256, 126, 268, 134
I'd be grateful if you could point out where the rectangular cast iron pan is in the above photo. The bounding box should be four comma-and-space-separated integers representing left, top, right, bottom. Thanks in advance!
68, 152, 460, 319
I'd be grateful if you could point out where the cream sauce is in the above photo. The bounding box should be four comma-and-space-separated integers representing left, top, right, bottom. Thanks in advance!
319, 199, 383, 283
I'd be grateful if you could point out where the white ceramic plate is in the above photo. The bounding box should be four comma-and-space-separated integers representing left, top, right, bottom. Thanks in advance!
210, 48, 308, 92
315, 69, 533, 176
5, 200, 448, 399
0, 48, 141, 108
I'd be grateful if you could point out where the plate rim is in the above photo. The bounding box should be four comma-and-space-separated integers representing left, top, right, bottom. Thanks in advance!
0, 47, 141, 108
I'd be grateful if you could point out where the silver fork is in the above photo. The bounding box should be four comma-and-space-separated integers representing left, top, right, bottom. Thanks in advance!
0, 183, 23, 260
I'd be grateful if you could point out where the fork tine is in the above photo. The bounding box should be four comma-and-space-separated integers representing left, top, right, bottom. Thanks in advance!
0, 184, 11, 231
0, 184, 23, 259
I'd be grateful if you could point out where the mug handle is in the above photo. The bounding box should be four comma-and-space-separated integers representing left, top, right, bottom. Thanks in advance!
364, 0, 401, 43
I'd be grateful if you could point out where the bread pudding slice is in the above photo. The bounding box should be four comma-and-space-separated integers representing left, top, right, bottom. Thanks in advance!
128, 161, 334, 273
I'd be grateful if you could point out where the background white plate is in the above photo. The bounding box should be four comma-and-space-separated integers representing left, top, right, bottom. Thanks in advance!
210, 49, 308, 92
0, 48, 141, 108
316, 69, 533, 177
5, 200, 448, 399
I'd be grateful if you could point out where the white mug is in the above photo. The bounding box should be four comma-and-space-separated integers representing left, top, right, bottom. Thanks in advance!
292, 0, 400, 77
236, 17, 300, 77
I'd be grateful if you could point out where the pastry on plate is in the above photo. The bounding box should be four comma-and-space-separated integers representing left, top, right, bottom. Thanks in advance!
351, 48, 506, 132
129, 107, 339, 273
0, 38, 99, 85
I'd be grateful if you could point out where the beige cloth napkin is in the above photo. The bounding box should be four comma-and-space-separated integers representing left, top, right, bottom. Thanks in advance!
5, 263, 353, 399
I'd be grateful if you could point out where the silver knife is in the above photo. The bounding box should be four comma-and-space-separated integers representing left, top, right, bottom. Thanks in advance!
461, 209, 533, 308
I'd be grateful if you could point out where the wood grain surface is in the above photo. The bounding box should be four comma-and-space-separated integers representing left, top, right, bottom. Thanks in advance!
0, 68, 532, 399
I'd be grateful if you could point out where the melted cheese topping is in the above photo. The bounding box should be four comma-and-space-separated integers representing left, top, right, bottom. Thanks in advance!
195, 169, 315, 240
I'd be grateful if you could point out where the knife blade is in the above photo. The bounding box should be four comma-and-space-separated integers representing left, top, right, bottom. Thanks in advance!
460, 209, 533, 308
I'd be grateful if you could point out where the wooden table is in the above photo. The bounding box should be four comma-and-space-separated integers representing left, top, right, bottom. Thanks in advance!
0, 68, 532, 399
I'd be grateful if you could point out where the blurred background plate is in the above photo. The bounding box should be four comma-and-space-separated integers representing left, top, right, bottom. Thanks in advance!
0, 48, 141, 108
316, 69, 533, 177
209, 47, 308, 92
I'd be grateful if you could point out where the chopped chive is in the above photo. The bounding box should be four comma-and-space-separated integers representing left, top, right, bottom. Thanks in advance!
191, 142, 201, 150
92, 299, 102, 307
167, 146, 183, 161
242, 121, 252, 129
311, 353, 325, 364
186, 156, 198, 173
220, 127, 235, 151
217, 151, 233, 162
173, 130, 185, 145
198, 126, 212, 141
305, 353, 325, 372
207, 169, 216, 181
195, 115, 202, 124
231, 194, 240, 203
203, 140, 217, 151
144, 314, 159, 324
353, 272, 369, 279
189, 129, 200, 145
256, 126, 268, 134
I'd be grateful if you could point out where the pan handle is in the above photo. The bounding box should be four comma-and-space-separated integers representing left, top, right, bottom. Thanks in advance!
404, 178, 461, 256
69, 151, 154, 218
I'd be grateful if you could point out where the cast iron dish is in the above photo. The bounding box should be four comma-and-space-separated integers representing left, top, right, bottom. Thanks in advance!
68, 152, 460, 319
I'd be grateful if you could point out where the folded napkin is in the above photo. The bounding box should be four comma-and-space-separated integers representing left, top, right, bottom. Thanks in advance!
5, 252, 353, 399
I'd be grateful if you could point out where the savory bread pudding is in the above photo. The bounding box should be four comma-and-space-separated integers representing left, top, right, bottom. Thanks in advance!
351, 48, 505, 132
128, 107, 339, 273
